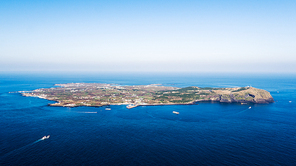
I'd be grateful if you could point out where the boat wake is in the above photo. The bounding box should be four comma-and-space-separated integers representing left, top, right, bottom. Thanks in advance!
0, 137, 46, 160
236, 106, 251, 114
145, 110, 156, 119
227, 106, 252, 117
147, 113, 156, 119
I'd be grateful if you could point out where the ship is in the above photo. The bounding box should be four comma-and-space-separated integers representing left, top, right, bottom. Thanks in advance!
127, 104, 137, 109
41, 135, 50, 140
172, 111, 179, 115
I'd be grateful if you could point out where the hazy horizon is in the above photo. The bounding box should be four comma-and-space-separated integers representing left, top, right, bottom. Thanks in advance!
1, 0, 295, 73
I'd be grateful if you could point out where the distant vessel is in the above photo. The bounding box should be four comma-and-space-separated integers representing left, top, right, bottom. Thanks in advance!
241, 103, 247, 105
105, 105, 111, 110
289, 101, 292, 103
173, 111, 179, 115
41, 135, 50, 140
249, 106, 252, 109
127, 104, 137, 109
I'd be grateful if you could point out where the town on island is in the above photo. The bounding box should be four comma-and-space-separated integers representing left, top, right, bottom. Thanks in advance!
20, 83, 274, 109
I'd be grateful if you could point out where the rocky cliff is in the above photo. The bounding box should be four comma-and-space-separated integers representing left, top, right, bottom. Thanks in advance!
211, 87, 274, 104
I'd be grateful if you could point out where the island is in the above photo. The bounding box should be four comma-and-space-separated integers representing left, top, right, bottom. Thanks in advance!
20, 83, 274, 108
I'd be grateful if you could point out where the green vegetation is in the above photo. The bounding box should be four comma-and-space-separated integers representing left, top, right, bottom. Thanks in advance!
232, 87, 248, 92
178, 87, 199, 91
22, 83, 273, 107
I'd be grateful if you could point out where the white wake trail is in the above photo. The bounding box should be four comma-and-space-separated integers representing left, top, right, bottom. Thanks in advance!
234, 106, 251, 115
0, 138, 44, 159
226, 107, 252, 117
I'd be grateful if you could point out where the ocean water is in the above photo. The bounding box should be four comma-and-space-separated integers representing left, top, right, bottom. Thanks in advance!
0, 73, 296, 165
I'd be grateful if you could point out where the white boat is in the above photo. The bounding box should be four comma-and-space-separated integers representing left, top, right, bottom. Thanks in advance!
249, 106, 252, 109
105, 108, 111, 110
41, 135, 50, 140
173, 111, 179, 115
126, 104, 137, 109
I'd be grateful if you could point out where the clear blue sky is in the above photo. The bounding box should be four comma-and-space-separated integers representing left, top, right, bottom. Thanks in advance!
1, 0, 295, 73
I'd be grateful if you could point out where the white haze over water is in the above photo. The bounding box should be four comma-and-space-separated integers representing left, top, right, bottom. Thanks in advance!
0, 0, 296, 73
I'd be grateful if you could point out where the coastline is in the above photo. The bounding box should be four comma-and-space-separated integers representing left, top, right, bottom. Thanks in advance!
19, 84, 274, 108
45, 99, 267, 109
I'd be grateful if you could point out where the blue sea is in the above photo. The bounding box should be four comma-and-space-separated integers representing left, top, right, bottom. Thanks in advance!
1, 73, 296, 165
